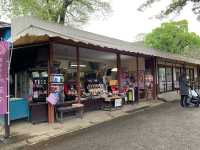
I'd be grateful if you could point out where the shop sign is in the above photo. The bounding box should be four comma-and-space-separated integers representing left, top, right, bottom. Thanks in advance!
114, 98, 122, 107
0, 41, 9, 115
47, 92, 59, 105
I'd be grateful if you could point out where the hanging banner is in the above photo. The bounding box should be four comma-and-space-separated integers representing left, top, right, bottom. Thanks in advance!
0, 41, 9, 115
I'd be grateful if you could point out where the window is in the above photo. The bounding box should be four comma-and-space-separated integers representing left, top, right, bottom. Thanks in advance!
79, 48, 117, 96
53, 44, 77, 101
121, 55, 137, 94
189, 68, 194, 82
158, 67, 166, 93
186, 68, 194, 84
174, 67, 181, 89
158, 66, 173, 93
166, 67, 173, 91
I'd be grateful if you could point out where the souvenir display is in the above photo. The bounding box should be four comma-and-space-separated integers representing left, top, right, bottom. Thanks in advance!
32, 72, 48, 102
87, 83, 105, 96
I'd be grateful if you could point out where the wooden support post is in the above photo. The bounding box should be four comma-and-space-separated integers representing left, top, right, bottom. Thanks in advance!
197, 65, 200, 90
117, 54, 121, 89
76, 46, 81, 103
172, 63, 174, 91
48, 43, 54, 123
155, 57, 158, 98
198, 66, 200, 89
165, 61, 167, 92
153, 57, 157, 100
136, 55, 139, 102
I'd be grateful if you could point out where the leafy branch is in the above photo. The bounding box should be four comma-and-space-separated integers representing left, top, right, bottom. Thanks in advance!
138, 0, 200, 21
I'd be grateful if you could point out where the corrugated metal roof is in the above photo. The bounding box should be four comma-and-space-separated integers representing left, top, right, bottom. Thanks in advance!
12, 16, 200, 65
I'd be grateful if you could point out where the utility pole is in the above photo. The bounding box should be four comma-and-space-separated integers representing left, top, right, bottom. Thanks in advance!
4, 43, 12, 138
4, 113, 10, 138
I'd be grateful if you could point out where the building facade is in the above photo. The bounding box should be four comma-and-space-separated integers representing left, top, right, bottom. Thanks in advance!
10, 17, 200, 123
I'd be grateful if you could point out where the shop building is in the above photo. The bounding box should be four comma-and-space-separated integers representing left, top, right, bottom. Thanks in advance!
10, 17, 200, 123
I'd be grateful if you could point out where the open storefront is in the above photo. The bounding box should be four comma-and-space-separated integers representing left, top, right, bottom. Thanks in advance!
10, 17, 200, 124
11, 37, 155, 123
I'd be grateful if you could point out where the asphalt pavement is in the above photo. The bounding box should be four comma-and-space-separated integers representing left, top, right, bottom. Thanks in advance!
23, 101, 200, 150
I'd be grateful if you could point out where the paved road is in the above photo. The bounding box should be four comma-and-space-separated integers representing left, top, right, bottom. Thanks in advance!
24, 101, 200, 150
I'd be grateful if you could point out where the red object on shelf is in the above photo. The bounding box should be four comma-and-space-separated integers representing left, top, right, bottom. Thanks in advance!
64, 84, 69, 95
64, 82, 77, 96
123, 86, 129, 93
111, 85, 119, 94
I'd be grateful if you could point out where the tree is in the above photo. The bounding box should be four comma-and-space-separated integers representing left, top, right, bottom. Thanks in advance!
144, 20, 200, 55
0, 0, 111, 26
0, 0, 11, 21
138, 0, 200, 21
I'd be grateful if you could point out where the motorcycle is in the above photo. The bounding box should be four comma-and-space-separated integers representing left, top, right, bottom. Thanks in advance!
183, 86, 200, 107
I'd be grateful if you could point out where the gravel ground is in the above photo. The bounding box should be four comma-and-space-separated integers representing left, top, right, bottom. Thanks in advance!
23, 101, 200, 150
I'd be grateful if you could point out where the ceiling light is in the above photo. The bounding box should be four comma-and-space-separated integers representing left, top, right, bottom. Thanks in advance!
111, 68, 118, 72
70, 64, 86, 68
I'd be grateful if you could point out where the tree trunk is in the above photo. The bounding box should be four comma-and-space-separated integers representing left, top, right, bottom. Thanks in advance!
59, 0, 74, 24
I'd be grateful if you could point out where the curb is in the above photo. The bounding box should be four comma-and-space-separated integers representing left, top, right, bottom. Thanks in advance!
1, 101, 166, 150
125, 105, 150, 113
157, 97, 168, 102
22, 102, 165, 149
157, 97, 179, 103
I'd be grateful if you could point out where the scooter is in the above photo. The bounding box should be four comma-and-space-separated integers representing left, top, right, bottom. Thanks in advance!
184, 86, 200, 107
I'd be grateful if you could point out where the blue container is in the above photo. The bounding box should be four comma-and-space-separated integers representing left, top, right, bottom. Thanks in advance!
9, 98, 29, 121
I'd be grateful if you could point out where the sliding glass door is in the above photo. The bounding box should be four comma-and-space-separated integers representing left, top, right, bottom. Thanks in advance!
166, 67, 173, 91
158, 66, 173, 93
174, 67, 181, 89
158, 67, 166, 93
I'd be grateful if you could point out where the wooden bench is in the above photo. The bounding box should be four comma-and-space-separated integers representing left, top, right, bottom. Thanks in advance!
56, 103, 84, 123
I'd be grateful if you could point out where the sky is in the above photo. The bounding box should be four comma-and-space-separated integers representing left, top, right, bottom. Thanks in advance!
83, 0, 200, 42
1, 0, 199, 42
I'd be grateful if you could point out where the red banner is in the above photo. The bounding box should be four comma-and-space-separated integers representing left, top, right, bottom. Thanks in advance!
0, 41, 9, 115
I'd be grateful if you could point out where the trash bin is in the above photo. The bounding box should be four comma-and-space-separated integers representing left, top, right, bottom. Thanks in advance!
134, 87, 139, 102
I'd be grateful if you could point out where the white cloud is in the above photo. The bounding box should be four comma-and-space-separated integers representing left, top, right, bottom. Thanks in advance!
84, 0, 200, 42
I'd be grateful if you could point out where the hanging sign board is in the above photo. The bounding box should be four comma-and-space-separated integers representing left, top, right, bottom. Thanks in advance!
0, 41, 9, 115
47, 92, 59, 105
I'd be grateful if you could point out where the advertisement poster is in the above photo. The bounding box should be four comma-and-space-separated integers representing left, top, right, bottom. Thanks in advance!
134, 70, 145, 89
47, 92, 59, 105
0, 41, 9, 115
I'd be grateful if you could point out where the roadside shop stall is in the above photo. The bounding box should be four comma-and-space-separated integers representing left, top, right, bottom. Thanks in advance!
10, 33, 148, 123
10, 17, 200, 124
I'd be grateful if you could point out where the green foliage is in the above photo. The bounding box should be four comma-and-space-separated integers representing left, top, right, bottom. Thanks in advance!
144, 20, 200, 55
12, 0, 63, 22
0, 0, 11, 21
138, 0, 200, 21
1, 0, 111, 26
